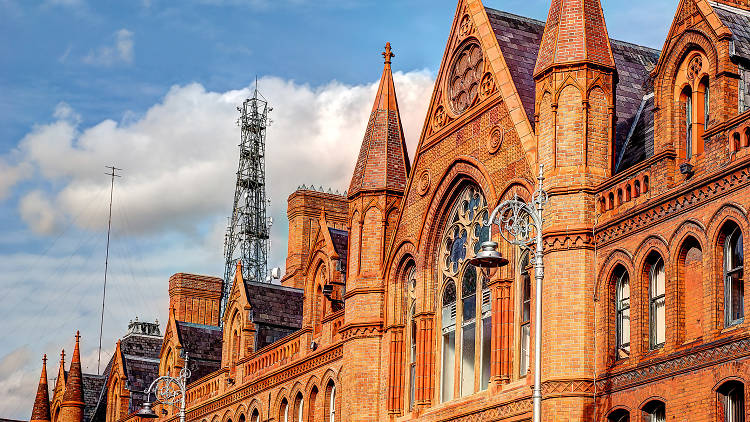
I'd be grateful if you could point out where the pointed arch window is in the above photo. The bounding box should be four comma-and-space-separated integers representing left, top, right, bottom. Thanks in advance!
519, 252, 531, 376
718, 380, 745, 422
280, 398, 289, 422
614, 266, 630, 359
438, 185, 491, 401
326, 382, 336, 422
404, 264, 418, 411
724, 224, 744, 327
251, 410, 260, 422
642, 400, 666, 422
648, 255, 666, 349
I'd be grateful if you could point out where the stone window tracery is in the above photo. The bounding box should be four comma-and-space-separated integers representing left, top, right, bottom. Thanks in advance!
448, 43, 484, 115
438, 185, 491, 402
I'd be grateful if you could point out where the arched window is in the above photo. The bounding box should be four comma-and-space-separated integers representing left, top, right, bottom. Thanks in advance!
642, 400, 666, 422
405, 266, 417, 411
718, 380, 745, 422
740, 63, 750, 114
251, 410, 260, 422
519, 252, 531, 376
294, 392, 303, 422
647, 254, 666, 349
309, 386, 318, 422
607, 409, 630, 422
684, 87, 694, 159
634, 180, 641, 198
614, 265, 630, 359
279, 398, 289, 422
438, 185, 490, 401
723, 224, 745, 327
678, 237, 703, 342
325, 381, 336, 422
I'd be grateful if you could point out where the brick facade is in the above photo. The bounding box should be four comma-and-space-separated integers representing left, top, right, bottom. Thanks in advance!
35, 0, 750, 421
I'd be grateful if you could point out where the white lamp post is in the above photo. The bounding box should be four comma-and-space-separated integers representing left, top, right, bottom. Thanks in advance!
469, 164, 548, 422
137, 354, 191, 422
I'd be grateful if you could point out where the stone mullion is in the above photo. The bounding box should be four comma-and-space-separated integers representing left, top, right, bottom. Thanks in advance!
387, 327, 404, 415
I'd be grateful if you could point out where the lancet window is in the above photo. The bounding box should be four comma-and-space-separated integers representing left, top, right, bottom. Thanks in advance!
438, 185, 491, 402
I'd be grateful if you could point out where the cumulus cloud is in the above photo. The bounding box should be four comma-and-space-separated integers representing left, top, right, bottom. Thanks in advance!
83, 29, 134, 66
6, 70, 434, 245
0, 71, 433, 417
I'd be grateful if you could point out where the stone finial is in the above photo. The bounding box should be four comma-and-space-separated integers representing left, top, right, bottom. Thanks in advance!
382, 42, 394, 64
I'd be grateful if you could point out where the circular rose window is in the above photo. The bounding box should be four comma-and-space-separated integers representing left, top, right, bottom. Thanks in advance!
448, 43, 484, 115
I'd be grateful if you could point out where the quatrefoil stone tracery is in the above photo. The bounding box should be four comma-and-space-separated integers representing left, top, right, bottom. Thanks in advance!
448, 43, 484, 115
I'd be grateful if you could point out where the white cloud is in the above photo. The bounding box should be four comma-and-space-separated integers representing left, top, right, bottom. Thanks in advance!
6, 71, 434, 245
0, 70, 434, 417
83, 29, 134, 66
19, 190, 62, 235
0, 159, 30, 200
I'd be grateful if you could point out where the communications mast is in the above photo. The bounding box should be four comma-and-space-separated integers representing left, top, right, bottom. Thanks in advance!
222, 87, 271, 317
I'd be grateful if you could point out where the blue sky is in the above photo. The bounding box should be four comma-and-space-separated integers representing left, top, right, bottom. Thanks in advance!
0, 0, 676, 417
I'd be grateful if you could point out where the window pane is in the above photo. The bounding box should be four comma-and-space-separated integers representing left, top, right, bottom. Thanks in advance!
481, 316, 491, 389
734, 232, 744, 269
520, 324, 530, 376
730, 271, 745, 323
705, 84, 710, 125
442, 332, 455, 402
463, 294, 476, 321
654, 297, 665, 346
461, 322, 475, 396
652, 260, 665, 296
409, 363, 415, 410
522, 275, 531, 322
686, 95, 693, 159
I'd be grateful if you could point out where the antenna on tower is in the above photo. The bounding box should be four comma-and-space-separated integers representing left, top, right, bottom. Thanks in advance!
222, 86, 271, 318
98, 165, 121, 374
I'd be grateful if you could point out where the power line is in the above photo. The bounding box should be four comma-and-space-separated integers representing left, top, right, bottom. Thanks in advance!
98, 165, 121, 374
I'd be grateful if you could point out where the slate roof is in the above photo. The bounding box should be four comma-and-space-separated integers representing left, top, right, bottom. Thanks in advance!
328, 228, 349, 262
711, 1, 750, 61
81, 373, 107, 422
175, 321, 222, 383
120, 334, 162, 412
244, 281, 304, 330
484, 8, 660, 172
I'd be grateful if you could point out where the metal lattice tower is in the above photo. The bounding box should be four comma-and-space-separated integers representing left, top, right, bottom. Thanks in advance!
222, 87, 271, 317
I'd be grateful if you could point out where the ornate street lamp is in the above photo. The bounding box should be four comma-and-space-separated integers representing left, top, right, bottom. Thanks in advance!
468, 164, 548, 422
137, 354, 191, 422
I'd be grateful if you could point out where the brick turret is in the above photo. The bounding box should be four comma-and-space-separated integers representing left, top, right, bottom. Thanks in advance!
533, 0, 615, 419
30, 355, 51, 422
341, 42, 410, 421
59, 332, 84, 422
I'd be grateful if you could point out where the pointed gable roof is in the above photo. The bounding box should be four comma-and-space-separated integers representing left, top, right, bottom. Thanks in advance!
61, 332, 84, 408
53, 350, 66, 400
534, 0, 616, 76
348, 43, 411, 198
31, 355, 51, 422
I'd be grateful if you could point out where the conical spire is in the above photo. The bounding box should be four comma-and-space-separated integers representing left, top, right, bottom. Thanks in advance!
53, 350, 66, 399
30, 355, 51, 422
60, 332, 84, 422
348, 42, 411, 198
534, 0, 615, 77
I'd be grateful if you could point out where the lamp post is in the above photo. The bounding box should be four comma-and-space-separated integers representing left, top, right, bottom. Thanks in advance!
137, 354, 191, 422
468, 164, 547, 422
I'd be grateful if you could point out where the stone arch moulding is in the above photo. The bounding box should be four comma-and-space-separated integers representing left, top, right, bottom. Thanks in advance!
304, 375, 321, 396
232, 403, 247, 420
633, 235, 670, 274
707, 202, 749, 244
554, 75, 584, 104
220, 409, 234, 422
712, 374, 747, 392
246, 399, 262, 417
385, 242, 417, 326
418, 157, 497, 255
637, 395, 668, 412
497, 179, 534, 206
320, 367, 338, 390
288, 380, 305, 403
657, 29, 718, 105
273, 387, 289, 413
595, 249, 635, 301
668, 219, 707, 248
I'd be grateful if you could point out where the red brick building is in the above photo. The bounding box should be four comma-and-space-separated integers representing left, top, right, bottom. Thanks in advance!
31, 0, 750, 420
